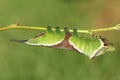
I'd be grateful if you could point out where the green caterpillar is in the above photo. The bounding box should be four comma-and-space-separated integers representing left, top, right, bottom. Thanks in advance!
0, 24, 119, 59
11, 26, 115, 59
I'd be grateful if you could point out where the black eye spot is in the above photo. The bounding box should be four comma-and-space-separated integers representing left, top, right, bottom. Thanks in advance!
101, 38, 108, 46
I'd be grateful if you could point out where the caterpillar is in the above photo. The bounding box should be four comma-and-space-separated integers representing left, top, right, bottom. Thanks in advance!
0, 24, 119, 59
11, 26, 115, 59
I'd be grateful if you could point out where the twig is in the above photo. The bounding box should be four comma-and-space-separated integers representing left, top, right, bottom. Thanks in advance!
0, 24, 119, 34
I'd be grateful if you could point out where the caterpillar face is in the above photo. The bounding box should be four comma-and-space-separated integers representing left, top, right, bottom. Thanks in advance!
100, 37, 115, 52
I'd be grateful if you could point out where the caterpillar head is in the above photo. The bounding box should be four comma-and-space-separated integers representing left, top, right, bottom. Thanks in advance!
91, 37, 115, 59
101, 37, 115, 51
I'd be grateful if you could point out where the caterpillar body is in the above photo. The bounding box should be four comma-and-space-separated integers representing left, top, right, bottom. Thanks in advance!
12, 26, 115, 59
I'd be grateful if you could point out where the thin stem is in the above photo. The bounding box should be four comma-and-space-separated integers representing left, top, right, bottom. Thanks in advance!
0, 24, 47, 31
0, 24, 119, 34
91, 26, 116, 32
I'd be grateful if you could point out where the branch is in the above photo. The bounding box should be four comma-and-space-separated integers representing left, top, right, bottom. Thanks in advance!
0, 24, 120, 34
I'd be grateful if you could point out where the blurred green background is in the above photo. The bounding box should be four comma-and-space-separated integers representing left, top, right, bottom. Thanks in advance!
0, 0, 120, 80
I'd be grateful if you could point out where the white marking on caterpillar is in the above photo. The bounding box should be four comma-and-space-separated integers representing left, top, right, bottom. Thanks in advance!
89, 39, 105, 59
69, 41, 84, 54
25, 39, 64, 47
